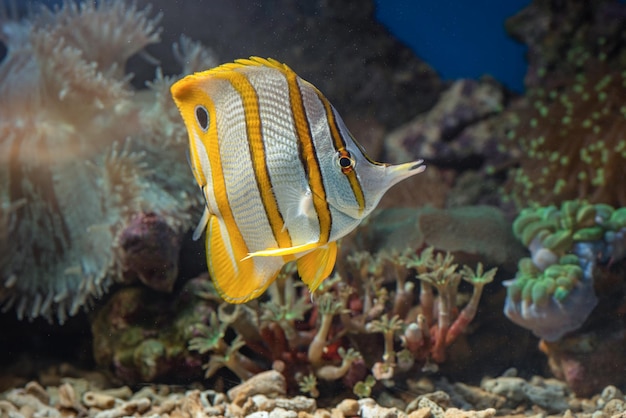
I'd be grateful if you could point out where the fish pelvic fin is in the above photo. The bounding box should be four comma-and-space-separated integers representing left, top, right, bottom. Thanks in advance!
244, 241, 323, 259
296, 241, 337, 293
192, 206, 211, 241
207, 215, 281, 303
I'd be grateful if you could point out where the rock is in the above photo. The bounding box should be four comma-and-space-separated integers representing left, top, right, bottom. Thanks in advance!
269, 407, 298, 418
251, 394, 276, 412
384, 79, 508, 166
408, 408, 432, 418
227, 370, 287, 403
451, 382, 505, 410
247, 412, 270, 418
417, 397, 444, 418
481, 375, 570, 414
540, 324, 626, 397
359, 397, 407, 418
335, 399, 359, 416
443, 408, 496, 418
90, 277, 213, 384
82, 391, 116, 409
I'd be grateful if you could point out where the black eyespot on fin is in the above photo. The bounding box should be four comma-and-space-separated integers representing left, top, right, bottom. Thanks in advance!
195, 105, 209, 131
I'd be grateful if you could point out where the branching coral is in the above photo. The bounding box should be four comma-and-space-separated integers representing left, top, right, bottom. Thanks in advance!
188, 311, 260, 381
366, 314, 404, 381
297, 373, 319, 398
177, 243, 495, 396
400, 248, 497, 364
504, 200, 626, 341
315, 347, 362, 381
308, 293, 346, 367
0, 1, 217, 322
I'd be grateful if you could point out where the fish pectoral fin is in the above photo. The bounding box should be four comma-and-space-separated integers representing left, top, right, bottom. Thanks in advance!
192, 206, 211, 241
297, 241, 337, 293
207, 214, 280, 303
279, 186, 316, 232
244, 241, 324, 259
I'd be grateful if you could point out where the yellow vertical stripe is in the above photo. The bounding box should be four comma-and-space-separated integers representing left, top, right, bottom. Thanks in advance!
283, 72, 332, 243
214, 71, 292, 249
314, 90, 366, 215
202, 96, 249, 265
188, 133, 207, 188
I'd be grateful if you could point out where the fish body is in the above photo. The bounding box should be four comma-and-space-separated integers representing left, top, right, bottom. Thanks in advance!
171, 57, 424, 303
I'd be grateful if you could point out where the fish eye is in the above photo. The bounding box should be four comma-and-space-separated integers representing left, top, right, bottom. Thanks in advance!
195, 105, 209, 131
337, 150, 355, 174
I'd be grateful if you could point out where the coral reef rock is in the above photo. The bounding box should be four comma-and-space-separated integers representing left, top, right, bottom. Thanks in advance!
541, 326, 626, 397
384, 78, 509, 168
91, 277, 214, 384
0, 1, 215, 323
501, 0, 626, 208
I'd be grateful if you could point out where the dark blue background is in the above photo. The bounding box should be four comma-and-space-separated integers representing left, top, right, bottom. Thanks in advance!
375, 0, 530, 92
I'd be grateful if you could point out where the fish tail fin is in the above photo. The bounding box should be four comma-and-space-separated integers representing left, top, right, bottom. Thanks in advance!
296, 241, 337, 294
207, 215, 282, 303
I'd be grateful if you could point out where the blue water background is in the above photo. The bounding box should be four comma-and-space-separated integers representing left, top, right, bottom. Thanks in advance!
374, 0, 531, 92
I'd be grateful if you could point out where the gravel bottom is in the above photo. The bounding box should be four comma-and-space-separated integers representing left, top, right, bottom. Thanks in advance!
1, 366, 626, 418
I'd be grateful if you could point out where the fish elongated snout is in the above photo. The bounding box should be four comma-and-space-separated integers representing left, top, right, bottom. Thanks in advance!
385, 159, 426, 189
354, 158, 425, 217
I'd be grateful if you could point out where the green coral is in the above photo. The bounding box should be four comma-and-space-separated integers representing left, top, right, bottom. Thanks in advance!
506, 256, 584, 306
187, 311, 227, 354
512, 200, 621, 254
298, 373, 319, 398
353, 375, 376, 399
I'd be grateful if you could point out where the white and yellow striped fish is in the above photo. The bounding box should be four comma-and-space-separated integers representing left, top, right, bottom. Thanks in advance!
171, 57, 425, 303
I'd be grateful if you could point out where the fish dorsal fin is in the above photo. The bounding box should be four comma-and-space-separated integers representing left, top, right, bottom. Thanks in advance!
207, 214, 281, 303
297, 241, 337, 293
192, 206, 210, 241
204, 56, 294, 77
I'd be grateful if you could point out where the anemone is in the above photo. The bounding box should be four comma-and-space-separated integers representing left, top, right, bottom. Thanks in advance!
0, 1, 205, 322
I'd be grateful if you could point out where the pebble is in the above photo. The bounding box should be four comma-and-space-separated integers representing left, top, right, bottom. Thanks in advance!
408, 407, 432, 418
275, 395, 317, 412
247, 412, 270, 418
269, 407, 298, 418
443, 407, 496, 418
335, 398, 359, 416
227, 370, 287, 403
419, 397, 444, 418
0, 374, 623, 418
359, 397, 406, 418
83, 390, 116, 409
